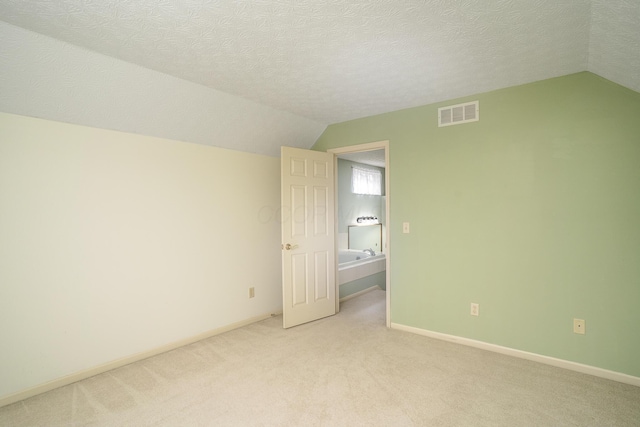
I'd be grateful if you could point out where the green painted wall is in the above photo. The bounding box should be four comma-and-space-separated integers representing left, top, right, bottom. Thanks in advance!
313, 72, 640, 377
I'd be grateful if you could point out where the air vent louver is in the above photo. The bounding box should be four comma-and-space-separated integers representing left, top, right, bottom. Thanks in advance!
438, 101, 479, 127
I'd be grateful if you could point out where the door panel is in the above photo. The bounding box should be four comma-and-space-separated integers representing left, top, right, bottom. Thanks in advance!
314, 187, 328, 235
291, 185, 306, 237
281, 147, 335, 328
314, 251, 329, 301
291, 253, 307, 306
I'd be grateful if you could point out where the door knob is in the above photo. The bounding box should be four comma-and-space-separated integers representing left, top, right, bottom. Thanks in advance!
283, 243, 298, 250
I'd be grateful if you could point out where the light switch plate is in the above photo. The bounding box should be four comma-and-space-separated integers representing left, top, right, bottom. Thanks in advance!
403, 222, 410, 233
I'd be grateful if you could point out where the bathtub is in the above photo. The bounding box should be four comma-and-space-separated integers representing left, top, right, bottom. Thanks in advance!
338, 249, 386, 299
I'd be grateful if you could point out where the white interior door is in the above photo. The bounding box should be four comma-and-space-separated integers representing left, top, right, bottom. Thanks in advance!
281, 146, 335, 328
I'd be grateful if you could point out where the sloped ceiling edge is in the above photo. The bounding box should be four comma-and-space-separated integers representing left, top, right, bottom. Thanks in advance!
0, 21, 326, 158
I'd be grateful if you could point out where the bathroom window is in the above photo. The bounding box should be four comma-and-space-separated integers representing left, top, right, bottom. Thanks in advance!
351, 166, 382, 195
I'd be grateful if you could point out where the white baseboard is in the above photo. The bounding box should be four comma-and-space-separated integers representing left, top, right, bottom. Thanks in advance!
339, 285, 381, 302
390, 322, 640, 388
0, 312, 278, 408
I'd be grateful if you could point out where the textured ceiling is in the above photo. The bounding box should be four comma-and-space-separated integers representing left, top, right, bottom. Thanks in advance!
0, 0, 638, 151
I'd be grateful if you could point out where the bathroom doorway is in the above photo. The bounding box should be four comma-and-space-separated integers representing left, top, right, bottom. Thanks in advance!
329, 141, 390, 327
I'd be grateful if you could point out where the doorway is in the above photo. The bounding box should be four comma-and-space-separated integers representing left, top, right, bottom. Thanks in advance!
329, 141, 390, 327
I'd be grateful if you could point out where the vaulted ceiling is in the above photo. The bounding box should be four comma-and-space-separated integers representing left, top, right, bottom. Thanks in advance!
1, 1, 638, 156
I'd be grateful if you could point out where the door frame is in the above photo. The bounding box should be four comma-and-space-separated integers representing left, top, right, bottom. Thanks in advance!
328, 140, 391, 327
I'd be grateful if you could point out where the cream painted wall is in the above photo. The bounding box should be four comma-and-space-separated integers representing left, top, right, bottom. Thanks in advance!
0, 113, 282, 399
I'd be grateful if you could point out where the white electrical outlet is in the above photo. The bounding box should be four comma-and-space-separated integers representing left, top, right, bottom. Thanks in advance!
470, 303, 479, 316
249, 287, 255, 298
573, 318, 585, 334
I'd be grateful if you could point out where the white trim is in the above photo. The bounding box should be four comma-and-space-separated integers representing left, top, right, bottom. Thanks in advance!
328, 141, 389, 156
390, 323, 640, 388
329, 140, 391, 328
332, 152, 341, 315
0, 312, 277, 408
339, 285, 382, 302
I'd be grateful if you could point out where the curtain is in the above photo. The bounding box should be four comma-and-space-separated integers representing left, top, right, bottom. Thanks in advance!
351, 166, 382, 195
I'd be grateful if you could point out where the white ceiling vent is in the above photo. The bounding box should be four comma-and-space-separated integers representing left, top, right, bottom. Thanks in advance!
438, 101, 479, 127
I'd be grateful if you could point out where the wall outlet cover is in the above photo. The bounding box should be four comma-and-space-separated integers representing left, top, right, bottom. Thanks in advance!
470, 303, 479, 316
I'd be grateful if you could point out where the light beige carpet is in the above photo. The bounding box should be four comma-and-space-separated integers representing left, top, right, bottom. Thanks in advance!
1, 289, 639, 426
